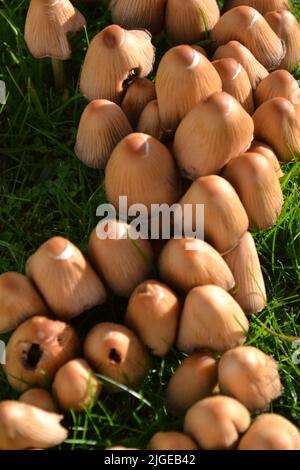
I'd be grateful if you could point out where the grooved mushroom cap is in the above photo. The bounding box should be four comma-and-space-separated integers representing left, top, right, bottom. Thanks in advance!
19, 388, 57, 413
147, 432, 198, 450
26, 237, 107, 319
136, 100, 164, 141
223, 0, 289, 15
121, 78, 156, 127
248, 140, 283, 177
25, 0, 86, 60
110, 0, 166, 35
218, 346, 282, 411
255, 70, 300, 107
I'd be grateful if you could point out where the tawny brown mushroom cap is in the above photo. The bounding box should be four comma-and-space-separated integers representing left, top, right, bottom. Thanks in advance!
238, 413, 300, 450
26, 237, 107, 319
84, 322, 151, 391
110, 0, 166, 34
136, 100, 164, 141
179, 175, 249, 254
248, 140, 283, 177
222, 152, 284, 230
0, 272, 48, 334
213, 40, 269, 89
184, 396, 251, 450
75, 99, 132, 169
177, 285, 249, 353
156, 46, 222, 132
0, 401, 67, 450
223, 0, 289, 14
265, 10, 300, 71
165, 0, 220, 45
25, 0, 86, 60
88, 219, 154, 297
125, 280, 181, 357
165, 352, 218, 415
218, 346, 282, 411
147, 432, 198, 450
19, 389, 57, 413
80, 25, 155, 103
121, 78, 156, 128
211, 6, 286, 70
253, 97, 300, 162
4, 316, 79, 392
158, 237, 235, 294
173, 92, 254, 179
255, 70, 300, 108
223, 232, 267, 314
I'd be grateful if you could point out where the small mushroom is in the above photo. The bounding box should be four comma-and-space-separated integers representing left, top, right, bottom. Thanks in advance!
213, 40, 269, 89
158, 237, 235, 294
254, 70, 300, 107
80, 25, 155, 103
125, 280, 181, 357
0, 401, 67, 450
19, 388, 57, 413
75, 99, 132, 169
212, 58, 254, 114
136, 100, 164, 141
165, 0, 220, 45
211, 6, 286, 70
174, 92, 254, 179
156, 46, 222, 132
26, 237, 106, 319
179, 175, 249, 254
248, 140, 283, 177
165, 352, 218, 415
265, 10, 300, 71
4, 316, 79, 392
218, 346, 282, 411
0, 272, 48, 334
222, 152, 284, 230
238, 414, 300, 450
223, 0, 289, 14
253, 97, 300, 162
177, 285, 249, 353
53, 359, 101, 411
223, 232, 267, 314
110, 0, 166, 35
84, 322, 150, 391
105, 133, 180, 211
89, 219, 154, 297
121, 78, 156, 128
147, 432, 198, 450
184, 396, 251, 450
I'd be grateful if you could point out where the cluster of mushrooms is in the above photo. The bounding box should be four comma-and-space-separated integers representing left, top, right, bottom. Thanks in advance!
1, 0, 300, 451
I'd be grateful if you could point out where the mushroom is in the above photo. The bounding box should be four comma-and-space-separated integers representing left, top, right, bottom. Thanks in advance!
147, 432, 198, 450
125, 280, 181, 357
136, 100, 164, 141
156, 46, 222, 132
173, 92, 254, 179
212, 58, 254, 114
80, 25, 155, 103
0, 401, 67, 450
75, 99, 132, 169
121, 78, 156, 128
211, 6, 286, 70
179, 175, 249, 254
4, 316, 79, 392
253, 97, 300, 162
26, 236, 106, 319
0, 272, 48, 334
165, 352, 218, 415
248, 140, 283, 177
19, 388, 57, 413
88, 219, 154, 297
105, 133, 180, 212
222, 152, 284, 230
165, 0, 220, 45
158, 237, 235, 294
83, 322, 150, 391
53, 359, 101, 411
24, 0, 86, 89
223, 0, 289, 14
177, 285, 249, 353
218, 346, 282, 411
265, 10, 300, 71
110, 0, 166, 35
223, 232, 267, 314
254, 70, 300, 107
238, 414, 300, 450
184, 396, 251, 450
213, 40, 269, 89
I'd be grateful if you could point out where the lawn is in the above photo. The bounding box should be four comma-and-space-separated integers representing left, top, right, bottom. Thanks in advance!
0, 0, 299, 450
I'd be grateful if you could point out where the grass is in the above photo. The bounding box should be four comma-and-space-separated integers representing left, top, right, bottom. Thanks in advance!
0, 0, 300, 450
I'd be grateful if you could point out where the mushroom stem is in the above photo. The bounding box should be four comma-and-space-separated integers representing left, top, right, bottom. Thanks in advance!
51, 59, 66, 91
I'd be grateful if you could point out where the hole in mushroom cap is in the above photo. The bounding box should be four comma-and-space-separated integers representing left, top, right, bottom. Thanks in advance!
109, 348, 122, 364
22, 343, 43, 371
122, 68, 140, 90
